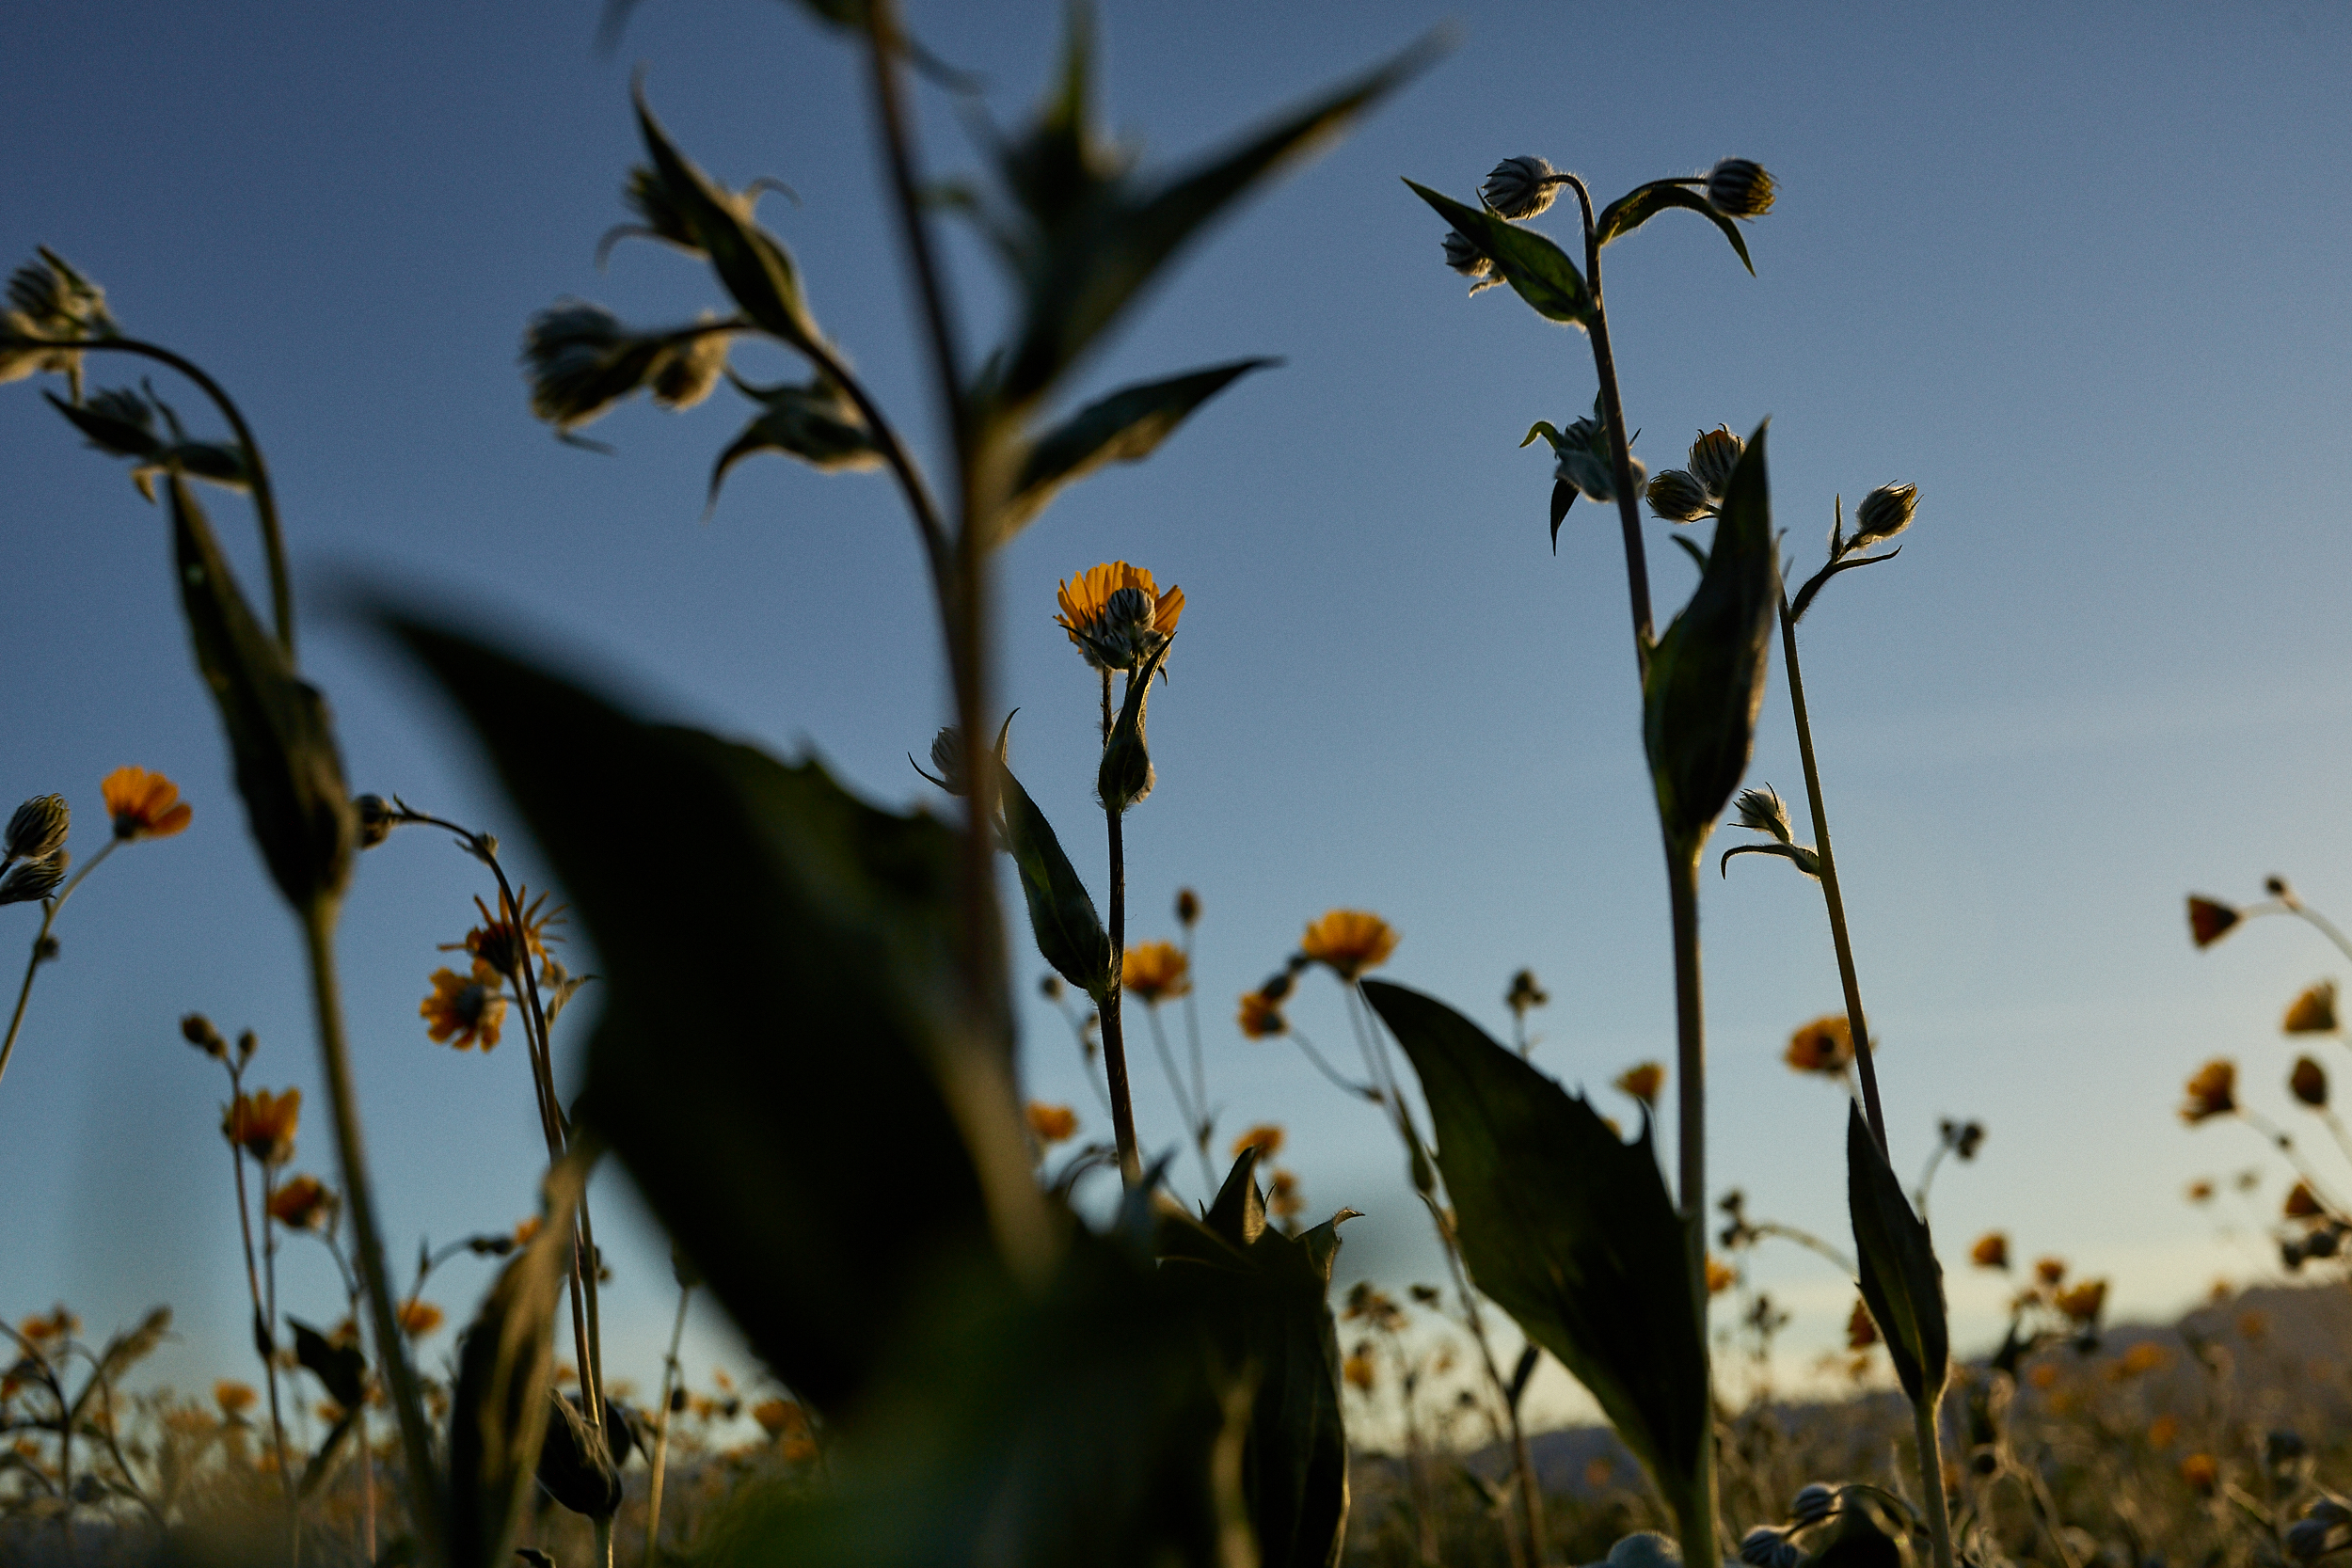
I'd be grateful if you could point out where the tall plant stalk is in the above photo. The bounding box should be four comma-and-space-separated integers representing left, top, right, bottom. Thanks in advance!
1099, 671, 1141, 1182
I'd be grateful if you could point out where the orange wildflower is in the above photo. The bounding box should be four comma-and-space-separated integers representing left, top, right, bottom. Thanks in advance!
1055, 562, 1184, 672
101, 766, 192, 841
1299, 910, 1399, 982
752, 1398, 806, 1439
1846, 1299, 1880, 1351
1237, 990, 1286, 1039
1267, 1168, 1305, 1223
214, 1381, 258, 1418
396, 1300, 444, 1338
1970, 1232, 2009, 1270
2180, 1059, 2236, 1123
1121, 941, 1191, 1004
440, 890, 564, 978
1705, 1256, 1736, 1295
1230, 1123, 1285, 1160
421, 959, 507, 1051
2034, 1257, 2067, 1287
2055, 1279, 2106, 1325
266, 1173, 336, 1230
1614, 1062, 1665, 1108
223, 1087, 300, 1164
2114, 1342, 2168, 1378
2284, 981, 2339, 1035
2026, 1362, 2060, 1390
2186, 896, 2240, 949
1342, 1354, 1375, 1393
1025, 1101, 1079, 1146
2179, 1452, 2218, 1495
1785, 1015, 1855, 1075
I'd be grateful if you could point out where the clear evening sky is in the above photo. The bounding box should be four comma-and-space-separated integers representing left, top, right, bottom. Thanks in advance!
5, 1, 2350, 1425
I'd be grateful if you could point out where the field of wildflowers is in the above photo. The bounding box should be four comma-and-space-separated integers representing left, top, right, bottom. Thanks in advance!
6, 5, 2352, 1567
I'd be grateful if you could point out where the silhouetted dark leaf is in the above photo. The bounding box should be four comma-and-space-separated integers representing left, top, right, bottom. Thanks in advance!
633, 83, 821, 353
1849, 1104, 1950, 1410
999, 358, 1275, 542
998, 757, 1112, 999
707, 373, 882, 511
290, 1318, 367, 1410
1406, 182, 1590, 325
1595, 180, 1755, 275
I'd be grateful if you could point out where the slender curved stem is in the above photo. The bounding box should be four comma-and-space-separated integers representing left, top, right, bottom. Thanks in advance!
644, 1281, 693, 1568
1104, 801, 1140, 1184
1557, 174, 1653, 679
2280, 895, 2352, 969
0, 838, 119, 1092
1287, 1023, 1375, 1101
1779, 587, 1890, 1156
22, 335, 293, 652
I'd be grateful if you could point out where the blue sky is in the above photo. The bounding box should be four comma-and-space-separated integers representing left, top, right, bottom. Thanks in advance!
5, 0, 2351, 1428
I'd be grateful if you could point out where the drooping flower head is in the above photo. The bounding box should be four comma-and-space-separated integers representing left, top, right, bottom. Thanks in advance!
1121, 941, 1191, 1004
223, 1087, 300, 1165
2186, 895, 2240, 948
267, 1174, 338, 1230
421, 960, 508, 1051
102, 767, 192, 842
1784, 1015, 1855, 1075
1300, 910, 1399, 983
2180, 1059, 2237, 1123
1055, 562, 1184, 672
1237, 990, 1287, 1039
2284, 980, 2339, 1036
441, 890, 564, 980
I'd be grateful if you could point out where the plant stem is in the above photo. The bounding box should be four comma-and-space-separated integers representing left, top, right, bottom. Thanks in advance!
0, 837, 118, 1092
2280, 893, 2352, 968
1779, 590, 1890, 1156
644, 1281, 692, 1568
1913, 1395, 1958, 1568
1103, 796, 1141, 1184
1558, 175, 1654, 680
1663, 843, 1719, 1560
299, 902, 445, 1564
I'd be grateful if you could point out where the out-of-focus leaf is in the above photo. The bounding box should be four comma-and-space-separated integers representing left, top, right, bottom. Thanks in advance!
995, 31, 1436, 410
295, 1408, 362, 1501
65, 1307, 170, 1429
537, 1391, 623, 1520
1848, 1104, 1949, 1411
1362, 980, 1709, 1537
1406, 182, 1590, 325
290, 1318, 367, 1410
707, 373, 882, 512
1595, 180, 1755, 276
169, 474, 355, 911
1549, 477, 1574, 550
997, 756, 1112, 999
633, 83, 821, 353
1642, 421, 1775, 860
390, 621, 1023, 1417
1160, 1147, 1358, 1568
446, 1156, 583, 1568
997, 358, 1275, 543
44, 388, 250, 501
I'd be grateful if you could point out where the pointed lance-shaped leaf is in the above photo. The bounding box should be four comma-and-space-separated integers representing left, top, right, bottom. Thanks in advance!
998, 357, 1277, 545
169, 474, 355, 912
706, 373, 882, 513
290, 1318, 368, 1411
998, 754, 1113, 999
1847, 1103, 1950, 1409
446, 1156, 584, 1568
1642, 421, 1777, 861
1594, 180, 1755, 276
1362, 980, 1709, 1534
1405, 181, 1591, 325
389, 620, 1021, 1416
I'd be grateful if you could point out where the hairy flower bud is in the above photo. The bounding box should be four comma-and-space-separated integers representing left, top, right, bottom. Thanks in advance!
650, 321, 729, 412
1706, 158, 1776, 218
1175, 887, 1200, 927
4, 794, 69, 864
923, 726, 968, 796
1440, 229, 1492, 279
1686, 426, 1744, 501
352, 794, 396, 850
1851, 483, 1918, 548
1481, 155, 1559, 220
1645, 469, 1714, 524
1734, 786, 1796, 844
0, 852, 68, 906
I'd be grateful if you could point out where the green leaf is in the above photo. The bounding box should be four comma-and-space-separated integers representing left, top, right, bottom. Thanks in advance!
997, 756, 1113, 999
1362, 980, 1709, 1536
632, 82, 822, 354
389, 621, 1023, 1417
1405, 182, 1590, 325
999, 358, 1276, 544
446, 1157, 582, 1568
1595, 180, 1755, 276
290, 1318, 367, 1411
996, 33, 1436, 410
168, 474, 355, 912
1642, 420, 1776, 859
707, 373, 882, 513
1848, 1103, 1950, 1410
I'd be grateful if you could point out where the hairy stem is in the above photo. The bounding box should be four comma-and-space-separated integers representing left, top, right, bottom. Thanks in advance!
1664, 844, 1719, 1560
1914, 1395, 1958, 1568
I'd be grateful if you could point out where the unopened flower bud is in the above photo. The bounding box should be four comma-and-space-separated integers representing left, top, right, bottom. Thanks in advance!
651, 322, 729, 412
0, 851, 68, 906
1850, 483, 1917, 547
2268, 875, 2293, 897
1259, 970, 1295, 1005
182, 1012, 230, 1058
5, 794, 69, 863
1645, 469, 1713, 523
1686, 426, 1744, 500
2293, 1055, 2329, 1107
1733, 786, 1795, 844
1740, 1526, 1797, 1567
1482, 156, 1559, 220
1175, 888, 1200, 927
1039, 974, 1064, 1002
924, 727, 968, 796
1706, 158, 1776, 219
237, 1029, 258, 1063
1440, 230, 1492, 279
353, 794, 396, 850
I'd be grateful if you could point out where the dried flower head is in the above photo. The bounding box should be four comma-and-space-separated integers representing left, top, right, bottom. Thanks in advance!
1505, 968, 1548, 1017
0, 853, 68, 906
1025, 1101, 1078, 1146
2284, 981, 2339, 1035
1734, 786, 1796, 845
1, 249, 114, 395
2292, 1054, 2330, 1108
1706, 158, 1776, 218
2187, 895, 2240, 948
1784, 1015, 1855, 1075
1849, 483, 1917, 548
1970, 1232, 2010, 1270
267, 1174, 337, 1230
102, 767, 192, 842
1846, 1299, 1880, 1351
1121, 941, 1191, 1004
1614, 1062, 1666, 1108
1055, 562, 1184, 673
396, 1300, 444, 1338
1175, 888, 1200, 927
1237, 990, 1287, 1039
4, 795, 69, 864
222, 1087, 300, 1165
2181, 1059, 2237, 1123
421, 959, 508, 1052
1300, 910, 1399, 982
2056, 1278, 2107, 1325
1481, 155, 1559, 220
1230, 1123, 1285, 1160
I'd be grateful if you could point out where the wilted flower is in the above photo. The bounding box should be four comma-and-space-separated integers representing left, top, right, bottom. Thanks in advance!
1846, 1299, 1879, 1351
421, 960, 508, 1052
1121, 941, 1191, 1004
102, 767, 192, 841
1971, 1232, 2010, 1270
1300, 910, 1399, 982
396, 1300, 444, 1338
1644, 468, 1714, 523
2187, 895, 2240, 948
1055, 562, 1184, 673
1231, 1123, 1285, 1160
1237, 990, 1286, 1038
2180, 1059, 2237, 1123
1785, 1015, 1855, 1075
1482, 155, 1559, 220
2292, 1055, 2329, 1107
1440, 229, 1494, 281
2285, 1181, 2326, 1220
267, 1174, 337, 1230
2284, 980, 2338, 1035
1025, 1101, 1078, 1146
1505, 968, 1548, 1017
1175, 888, 1200, 927
0, 853, 68, 906
1615, 1062, 1665, 1107
1849, 483, 1917, 548
2055, 1278, 2107, 1325
214, 1382, 258, 1418
222, 1087, 300, 1165
1706, 158, 1776, 218
4, 795, 68, 865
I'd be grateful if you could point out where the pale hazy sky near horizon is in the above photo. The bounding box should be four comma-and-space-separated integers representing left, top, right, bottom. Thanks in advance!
5, 0, 2352, 1431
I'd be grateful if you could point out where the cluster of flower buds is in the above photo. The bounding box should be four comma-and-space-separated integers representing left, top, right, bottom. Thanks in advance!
1937, 1117, 1986, 1161
1645, 427, 1745, 524
0, 793, 71, 906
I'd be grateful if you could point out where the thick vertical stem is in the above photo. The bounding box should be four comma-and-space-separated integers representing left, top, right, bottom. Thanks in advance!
1778, 594, 1889, 1155
300, 904, 445, 1564
1913, 1396, 1958, 1568
1102, 802, 1140, 1183
1663, 844, 1718, 1561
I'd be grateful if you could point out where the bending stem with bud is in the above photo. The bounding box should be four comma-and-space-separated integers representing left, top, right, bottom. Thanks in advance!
0, 838, 117, 1093
1557, 173, 1654, 677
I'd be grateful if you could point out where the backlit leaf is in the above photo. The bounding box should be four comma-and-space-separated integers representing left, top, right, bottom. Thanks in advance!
1848, 1104, 1949, 1410
1595, 180, 1755, 276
